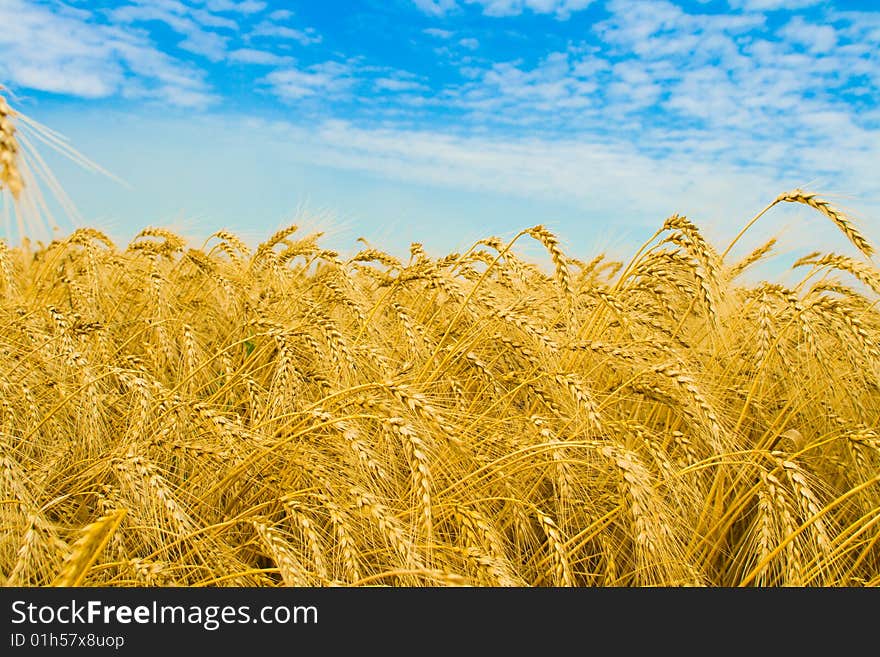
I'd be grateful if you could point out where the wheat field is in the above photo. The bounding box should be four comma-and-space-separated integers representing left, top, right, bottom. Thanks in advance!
1, 95, 879, 587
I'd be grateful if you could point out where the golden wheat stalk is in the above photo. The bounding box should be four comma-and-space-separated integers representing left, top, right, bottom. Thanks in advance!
0, 90, 23, 198
53, 510, 127, 587
776, 190, 873, 259
723, 189, 873, 261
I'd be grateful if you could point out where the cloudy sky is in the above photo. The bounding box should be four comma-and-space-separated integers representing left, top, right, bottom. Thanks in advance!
0, 0, 877, 265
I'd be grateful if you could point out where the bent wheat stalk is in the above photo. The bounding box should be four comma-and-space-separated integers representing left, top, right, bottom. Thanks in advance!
722, 189, 873, 261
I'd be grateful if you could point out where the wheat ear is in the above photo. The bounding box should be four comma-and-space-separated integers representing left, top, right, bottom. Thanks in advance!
53, 510, 127, 587
0, 91, 24, 198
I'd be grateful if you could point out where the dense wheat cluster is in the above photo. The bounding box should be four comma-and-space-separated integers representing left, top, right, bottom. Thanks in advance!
0, 192, 878, 587
1, 92, 878, 588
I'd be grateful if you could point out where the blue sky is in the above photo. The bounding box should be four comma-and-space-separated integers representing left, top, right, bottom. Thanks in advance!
1, 0, 878, 266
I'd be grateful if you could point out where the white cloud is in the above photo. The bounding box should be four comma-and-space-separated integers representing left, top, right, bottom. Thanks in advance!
228, 48, 294, 65
728, 0, 822, 10
109, 1, 313, 65
778, 16, 837, 53
111, 2, 231, 62
0, 0, 215, 107
246, 117, 880, 250
475, 0, 595, 18
10, 62, 121, 98
191, 8, 238, 29
459, 37, 480, 50
178, 30, 229, 61
412, 0, 458, 16
412, 0, 595, 18
204, 0, 267, 13
424, 28, 454, 39
250, 21, 322, 46
443, 51, 601, 121
262, 62, 354, 101
373, 78, 429, 92
262, 60, 435, 108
